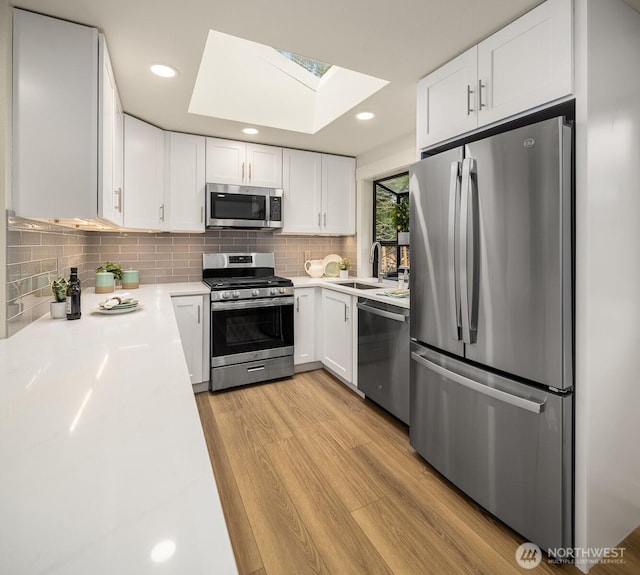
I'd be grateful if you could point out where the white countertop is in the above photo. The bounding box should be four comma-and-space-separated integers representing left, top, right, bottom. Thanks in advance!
291, 276, 410, 310
0, 283, 237, 575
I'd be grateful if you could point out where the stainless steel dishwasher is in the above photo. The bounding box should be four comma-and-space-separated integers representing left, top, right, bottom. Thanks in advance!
357, 297, 410, 424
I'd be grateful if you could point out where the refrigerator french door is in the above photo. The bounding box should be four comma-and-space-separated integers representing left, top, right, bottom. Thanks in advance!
409, 116, 573, 553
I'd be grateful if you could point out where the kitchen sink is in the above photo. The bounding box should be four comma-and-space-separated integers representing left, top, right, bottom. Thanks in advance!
334, 281, 380, 290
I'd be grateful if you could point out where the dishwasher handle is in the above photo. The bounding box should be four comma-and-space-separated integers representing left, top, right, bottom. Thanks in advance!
411, 351, 546, 414
357, 302, 407, 322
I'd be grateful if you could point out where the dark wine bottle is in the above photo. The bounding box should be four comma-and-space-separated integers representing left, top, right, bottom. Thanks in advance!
66, 267, 82, 320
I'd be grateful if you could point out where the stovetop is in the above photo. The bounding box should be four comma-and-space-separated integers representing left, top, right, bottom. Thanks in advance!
203, 275, 293, 291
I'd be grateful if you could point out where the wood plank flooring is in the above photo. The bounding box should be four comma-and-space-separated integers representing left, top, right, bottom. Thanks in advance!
195, 369, 639, 575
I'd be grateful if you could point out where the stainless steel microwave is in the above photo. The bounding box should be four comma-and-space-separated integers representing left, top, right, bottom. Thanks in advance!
205, 183, 283, 229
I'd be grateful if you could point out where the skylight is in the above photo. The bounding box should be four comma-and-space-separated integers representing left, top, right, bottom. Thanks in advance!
188, 31, 389, 134
276, 50, 332, 78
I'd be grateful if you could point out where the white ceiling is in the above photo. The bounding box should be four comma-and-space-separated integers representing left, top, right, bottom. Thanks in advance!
11, 0, 640, 157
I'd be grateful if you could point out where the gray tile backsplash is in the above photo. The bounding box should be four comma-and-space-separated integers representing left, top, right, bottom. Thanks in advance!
5, 216, 357, 336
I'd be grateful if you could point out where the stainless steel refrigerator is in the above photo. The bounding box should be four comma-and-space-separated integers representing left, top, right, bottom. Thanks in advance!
409, 116, 573, 553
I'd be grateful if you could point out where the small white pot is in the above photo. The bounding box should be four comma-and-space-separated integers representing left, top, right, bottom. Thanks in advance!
50, 301, 67, 319
339, 270, 349, 279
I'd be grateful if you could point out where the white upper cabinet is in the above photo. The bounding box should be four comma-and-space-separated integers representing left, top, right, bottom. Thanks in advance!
12, 9, 99, 220
205, 138, 283, 188
417, 47, 478, 150
282, 149, 355, 235
321, 154, 356, 235
123, 115, 165, 231
477, 0, 573, 127
165, 132, 206, 233
98, 34, 124, 227
417, 0, 573, 149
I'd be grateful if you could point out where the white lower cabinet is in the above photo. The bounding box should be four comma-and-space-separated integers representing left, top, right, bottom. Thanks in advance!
321, 289, 353, 383
171, 295, 209, 390
294, 288, 318, 365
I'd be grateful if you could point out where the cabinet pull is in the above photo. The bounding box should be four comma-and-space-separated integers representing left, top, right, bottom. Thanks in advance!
197, 304, 201, 324
160, 204, 165, 222
296, 296, 300, 312
242, 162, 245, 181
200, 206, 204, 223
466, 84, 474, 115
344, 303, 349, 322
323, 213, 327, 226
114, 188, 122, 211
248, 163, 252, 182
317, 212, 321, 227
478, 79, 485, 110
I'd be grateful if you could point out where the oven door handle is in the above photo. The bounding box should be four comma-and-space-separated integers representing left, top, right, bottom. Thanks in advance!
211, 296, 295, 311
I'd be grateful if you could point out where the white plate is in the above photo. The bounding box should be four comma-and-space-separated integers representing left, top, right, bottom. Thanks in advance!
93, 303, 144, 315
322, 254, 342, 277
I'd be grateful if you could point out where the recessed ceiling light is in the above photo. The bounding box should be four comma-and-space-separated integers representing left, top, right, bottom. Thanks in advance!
242, 128, 259, 135
356, 112, 375, 121
150, 64, 178, 78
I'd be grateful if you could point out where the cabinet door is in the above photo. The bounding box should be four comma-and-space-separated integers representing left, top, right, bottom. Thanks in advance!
477, 0, 573, 127
166, 132, 205, 232
321, 289, 353, 382
321, 155, 356, 234
294, 288, 317, 365
123, 115, 164, 230
282, 149, 322, 233
205, 138, 245, 184
247, 143, 283, 188
98, 35, 123, 227
12, 9, 98, 220
172, 295, 205, 385
416, 47, 478, 150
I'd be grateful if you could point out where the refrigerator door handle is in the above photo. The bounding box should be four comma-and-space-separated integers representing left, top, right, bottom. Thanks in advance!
448, 161, 462, 341
411, 351, 546, 414
460, 157, 478, 344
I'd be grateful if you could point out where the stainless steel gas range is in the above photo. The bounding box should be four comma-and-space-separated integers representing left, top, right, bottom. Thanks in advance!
203, 253, 294, 391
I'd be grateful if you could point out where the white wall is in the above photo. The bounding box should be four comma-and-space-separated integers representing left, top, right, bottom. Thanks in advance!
574, 0, 640, 570
0, 0, 11, 339
355, 132, 417, 275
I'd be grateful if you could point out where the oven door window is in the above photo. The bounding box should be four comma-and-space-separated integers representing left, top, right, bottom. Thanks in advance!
211, 193, 266, 221
212, 304, 293, 357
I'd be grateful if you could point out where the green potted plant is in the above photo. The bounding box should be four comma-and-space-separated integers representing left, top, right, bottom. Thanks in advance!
393, 196, 410, 245
338, 258, 351, 279
49, 277, 68, 319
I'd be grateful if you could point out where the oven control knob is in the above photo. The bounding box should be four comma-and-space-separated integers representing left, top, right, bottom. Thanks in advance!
232, 291, 240, 298
279, 287, 285, 294
252, 289, 260, 297
221, 291, 230, 299
270, 288, 277, 295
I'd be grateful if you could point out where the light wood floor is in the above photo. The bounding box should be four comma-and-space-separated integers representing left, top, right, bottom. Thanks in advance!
195, 369, 639, 575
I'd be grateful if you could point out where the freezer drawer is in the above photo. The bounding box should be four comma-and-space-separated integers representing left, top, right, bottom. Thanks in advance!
357, 299, 410, 424
410, 343, 572, 552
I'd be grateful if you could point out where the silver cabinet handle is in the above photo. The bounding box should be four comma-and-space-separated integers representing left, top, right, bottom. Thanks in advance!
478, 79, 485, 110
317, 212, 321, 227
344, 303, 349, 322
241, 162, 245, 182
411, 352, 546, 414
460, 158, 478, 345
466, 84, 474, 115
356, 302, 406, 322
197, 304, 201, 324
448, 161, 462, 341
160, 204, 165, 222
114, 188, 122, 212
323, 213, 327, 226
296, 296, 300, 312
200, 206, 204, 223
247, 365, 265, 373
248, 163, 252, 182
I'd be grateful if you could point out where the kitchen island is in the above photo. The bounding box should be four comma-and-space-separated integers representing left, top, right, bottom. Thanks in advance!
0, 283, 237, 575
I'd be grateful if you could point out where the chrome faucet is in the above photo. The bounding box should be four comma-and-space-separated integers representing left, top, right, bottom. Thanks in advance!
369, 241, 384, 283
